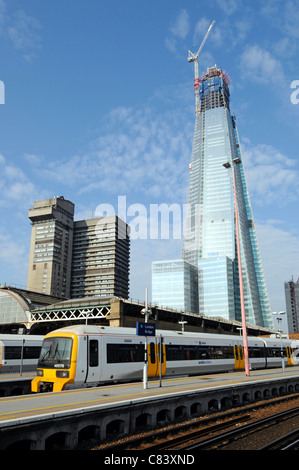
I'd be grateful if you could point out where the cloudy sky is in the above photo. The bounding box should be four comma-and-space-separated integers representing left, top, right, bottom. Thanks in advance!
0, 0, 299, 313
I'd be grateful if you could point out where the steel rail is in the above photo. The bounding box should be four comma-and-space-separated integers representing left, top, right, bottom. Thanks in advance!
259, 428, 299, 450
184, 406, 299, 450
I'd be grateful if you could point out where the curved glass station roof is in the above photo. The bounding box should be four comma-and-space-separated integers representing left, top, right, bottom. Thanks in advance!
0, 286, 63, 327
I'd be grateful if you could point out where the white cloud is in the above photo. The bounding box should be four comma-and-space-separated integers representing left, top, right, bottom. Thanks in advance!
0, 2, 42, 61
165, 9, 190, 53
216, 0, 241, 15
241, 140, 299, 206
0, 154, 42, 208
0, 227, 28, 288
169, 9, 190, 39
239, 45, 285, 85
38, 104, 192, 204
8, 9, 42, 61
284, 0, 299, 39
256, 220, 299, 311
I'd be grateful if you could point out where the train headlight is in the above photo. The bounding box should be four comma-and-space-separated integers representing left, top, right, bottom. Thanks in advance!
56, 370, 69, 378
37, 369, 44, 376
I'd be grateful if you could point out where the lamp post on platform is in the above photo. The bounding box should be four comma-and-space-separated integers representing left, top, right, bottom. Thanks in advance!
223, 159, 250, 376
274, 311, 286, 374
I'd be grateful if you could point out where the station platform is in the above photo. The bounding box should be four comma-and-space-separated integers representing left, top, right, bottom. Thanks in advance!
0, 372, 35, 397
1, 366, 299, 425
1, 366, 299, 449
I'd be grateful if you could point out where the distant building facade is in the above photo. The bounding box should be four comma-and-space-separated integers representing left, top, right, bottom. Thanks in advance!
152, 260, 198, 312
27, 197, 130, 299
27, 197, 74, 298
285, 278, 299, 334
71, 216, 130, 299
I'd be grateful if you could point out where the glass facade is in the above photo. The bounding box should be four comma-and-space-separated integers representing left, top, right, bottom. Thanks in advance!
198, 256, 235, 320
152, 260, 198, 313
182, 66, 273, 328
152, 65, 273, 329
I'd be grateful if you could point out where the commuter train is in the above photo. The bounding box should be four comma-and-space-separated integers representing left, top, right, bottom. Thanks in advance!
31, 324, 299, 393
0, 334, 43, 374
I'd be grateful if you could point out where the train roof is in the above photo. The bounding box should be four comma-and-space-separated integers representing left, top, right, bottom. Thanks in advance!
44, 324, 299, 348
0, 334, 44, 341
45, 324, 242, 339
44, 324, 266, 343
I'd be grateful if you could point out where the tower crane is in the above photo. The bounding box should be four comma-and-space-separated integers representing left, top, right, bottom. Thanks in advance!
188, 20, 215, 115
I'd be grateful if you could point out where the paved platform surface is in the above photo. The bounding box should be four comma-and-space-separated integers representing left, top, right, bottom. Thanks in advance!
1, 366, 299, 427
0, 372, 35, 383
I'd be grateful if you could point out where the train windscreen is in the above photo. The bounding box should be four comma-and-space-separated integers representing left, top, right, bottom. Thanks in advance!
38, 336, 73, 369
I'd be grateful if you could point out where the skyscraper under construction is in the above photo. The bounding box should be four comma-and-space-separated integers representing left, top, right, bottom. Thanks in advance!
152, 62, 273, 329
181, 64, 273, 328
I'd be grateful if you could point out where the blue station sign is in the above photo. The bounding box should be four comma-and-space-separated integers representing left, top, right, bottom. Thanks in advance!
136, 322, 156, 337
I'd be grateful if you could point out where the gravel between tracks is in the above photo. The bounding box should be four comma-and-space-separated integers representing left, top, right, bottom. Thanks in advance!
219, 396, 299, 450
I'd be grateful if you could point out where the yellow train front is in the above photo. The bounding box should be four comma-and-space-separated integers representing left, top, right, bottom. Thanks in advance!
32, 324, 299, 393
31, 329, 78, 392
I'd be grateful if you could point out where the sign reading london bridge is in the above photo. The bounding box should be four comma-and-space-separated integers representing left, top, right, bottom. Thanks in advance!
136, 321, 156, 337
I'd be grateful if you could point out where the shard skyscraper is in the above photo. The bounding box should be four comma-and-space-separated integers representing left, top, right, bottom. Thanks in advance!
152, 64, 273, 329
181, 64, 273, 328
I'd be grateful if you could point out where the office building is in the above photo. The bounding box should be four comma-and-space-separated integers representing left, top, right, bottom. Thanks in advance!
27, 197, 130, 299
285, 278, 299, 334
152, 65, 273, 329
152, 260, 198, 312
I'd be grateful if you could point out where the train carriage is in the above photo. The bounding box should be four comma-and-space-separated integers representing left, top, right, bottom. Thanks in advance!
31, 325, 299, 393
0, 334, 43, 374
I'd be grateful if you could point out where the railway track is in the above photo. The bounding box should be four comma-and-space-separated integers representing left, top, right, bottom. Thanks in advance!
185, 406, 299, 450
89, 394, 299, 451
259, 429, 299, 450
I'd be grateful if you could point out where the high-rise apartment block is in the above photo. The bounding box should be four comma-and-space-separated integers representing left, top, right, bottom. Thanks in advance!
152, 65, 273, 329
71, 216, 130, 299
285, 278, 299, 334
27, 197, 130, 299
27, 197, 74, 298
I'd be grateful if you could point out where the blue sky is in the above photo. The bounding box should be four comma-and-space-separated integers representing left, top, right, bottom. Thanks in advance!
0, 0, 299, 315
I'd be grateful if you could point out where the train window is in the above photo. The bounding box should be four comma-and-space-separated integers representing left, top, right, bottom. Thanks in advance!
198, 347, 210, 359
38, 337, 73, 366
149, 342, 156, 364
24, 346, 41, 359
166, 345, 183, 361
4, 346, 41, 360
220, 346, 234, 359
182, 346, 198, 360
166, 344, 234, 361
266, 347, 285, 358
248, 347, 263, 358
4, 346, 22, 360
210, 347, 223, 359
89, 340, 98, 367
107, 344, 144, 363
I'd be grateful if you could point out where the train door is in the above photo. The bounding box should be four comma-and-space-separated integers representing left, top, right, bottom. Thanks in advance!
85, 337, 101, 384
233, 345, 244, 370
147, 339, 166, 378
286, 346, 293, 366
